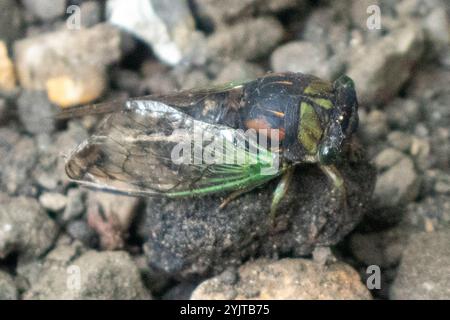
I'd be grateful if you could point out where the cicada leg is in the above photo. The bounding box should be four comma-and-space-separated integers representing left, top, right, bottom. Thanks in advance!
270, 166, 295, 224
319, 164, 347, 211
219, 186, 256, 210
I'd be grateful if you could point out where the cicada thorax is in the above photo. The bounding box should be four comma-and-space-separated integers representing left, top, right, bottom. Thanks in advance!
152, 72, 338, 164
237, 73, 336, 163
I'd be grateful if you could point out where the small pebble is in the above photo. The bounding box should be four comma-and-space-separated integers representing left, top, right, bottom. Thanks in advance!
192, 258, 372, 300
374, 148, 405, 170
25, 248, 151, 299
0, 41, 16, 92
271, 41, 331, 80
22, 0, 66, 21
39, 192, 68, 212
374, 156, 420, 208
387, 131, 412, 152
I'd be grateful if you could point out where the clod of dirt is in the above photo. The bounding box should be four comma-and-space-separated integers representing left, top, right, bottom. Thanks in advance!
140, 160, 376, 278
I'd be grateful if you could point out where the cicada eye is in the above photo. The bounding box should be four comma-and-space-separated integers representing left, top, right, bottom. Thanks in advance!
318, 143, 340, 165
334, 75, 355, 91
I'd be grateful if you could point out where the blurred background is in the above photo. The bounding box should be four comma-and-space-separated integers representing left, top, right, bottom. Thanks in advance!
0, 0, 449, 300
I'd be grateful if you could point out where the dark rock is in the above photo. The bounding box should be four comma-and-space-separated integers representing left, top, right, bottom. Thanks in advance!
162, 282, 198, 300
0, 98, 9, 125
141, 160, 375, 278
66, 220, 97, 246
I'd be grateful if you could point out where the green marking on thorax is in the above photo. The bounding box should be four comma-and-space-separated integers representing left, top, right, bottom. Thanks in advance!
311, 97, 333, 109
298, 102, 323, 155
304, 79, 333, 96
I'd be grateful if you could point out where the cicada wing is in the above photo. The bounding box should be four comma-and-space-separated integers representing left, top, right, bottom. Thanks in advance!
55, 79, 250, 120
65, 98, 282, 197
54, 98, 128, 120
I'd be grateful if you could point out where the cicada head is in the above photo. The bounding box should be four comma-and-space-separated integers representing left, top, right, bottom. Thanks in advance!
318, 75, 359, 165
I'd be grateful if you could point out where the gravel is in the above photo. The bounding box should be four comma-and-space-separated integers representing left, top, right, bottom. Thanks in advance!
373, 155, 420, 209
0, 0, 448, 300
39, 192, 68, 213
390, 230, 450, 299
347, 21, 424, 105
0, 0, 23, 43
0, 270, 18, 300
271, 41, 332, 80
0, 130, 39, 195
24, 244, 151, 300
206, 17, 284, 61
22, 0, 67, 21
0, 196, 58, 260
385, 98, 420, 130
14, 23, 121, 107
17, 90, 56, 135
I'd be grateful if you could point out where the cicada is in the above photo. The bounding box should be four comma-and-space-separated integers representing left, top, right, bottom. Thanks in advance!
63, 72, 359, 219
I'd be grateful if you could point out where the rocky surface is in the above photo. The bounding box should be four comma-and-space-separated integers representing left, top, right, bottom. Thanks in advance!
0, 196, 58, 260
271, 41, 332, 79
390, 230, 450, 299
0, 270, 18, 300
0, 41, 16, 92
191, 258, 372, 300
24, 243, 151, 300
0, 0, 448, 300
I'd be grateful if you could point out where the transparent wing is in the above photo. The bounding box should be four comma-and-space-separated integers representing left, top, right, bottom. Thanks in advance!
55, 79, 250, 120
65, 98, 282, 197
